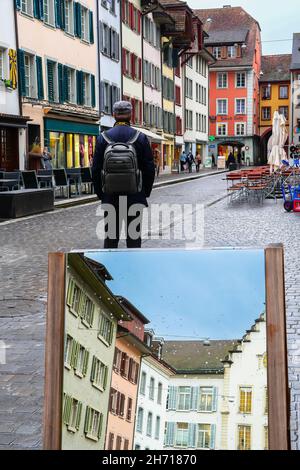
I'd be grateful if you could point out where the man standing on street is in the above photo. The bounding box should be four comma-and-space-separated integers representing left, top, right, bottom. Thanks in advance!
92, 101, 155, 249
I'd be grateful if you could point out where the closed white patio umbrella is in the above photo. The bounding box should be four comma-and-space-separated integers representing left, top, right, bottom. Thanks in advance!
278, 114, 288, 162
268, 111, 281, 173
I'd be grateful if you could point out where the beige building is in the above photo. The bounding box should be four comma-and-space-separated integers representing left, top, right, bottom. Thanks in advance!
16, 0, 99, 169
62, 254, 129, 450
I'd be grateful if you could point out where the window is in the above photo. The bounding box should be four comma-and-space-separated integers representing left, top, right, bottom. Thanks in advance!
65, 67, 76, 103
91, 356, 107, 390
67, 279, 81, 314
217, 123, 227, 136
111, 29, 120, 61
236, 72, 246, 88
262, 107, 271, 121
98, 314, 114, 344
185, 110, 193, 130
217, 73, 227, 88
62, 394, 82, 432
279, 106, 289, 120
213, 47, 222, 59
85, 407, 102, 441
239, 387, 252, 414
279, 85, 288, 99
146, 412, 153, 437
101, 23, 111, 56
238, 425, 251, 450
235, 122, 246, 136
136, 407, 144, 433
113, 348, 121, 372
186, 56, 193, 68
264, 426, 268, 450
82, 72, 91, 106
115, 435, 122, 450
236, 98, 246, 115
81, 296, 94, 327
75, 344, 88, 376
199, 387, 213, 412
126, 397, 133, 422
157, 382, 162, 404
197, 424, 211, 449
124, 439, 129, 450
65, 0, 74, 34
227, 45, 236, 58
81, 6, 89, 42
217, 99, 227, 115
24, 53, 35, 98
175, 423, 188, 447
262, 84, 271, 100
107, 432, 114, 450
185, 77, 193, 99
21, 0, 33, 15
177, 386, 191, 411
43, 0, 55, 26
101, 81, 111, 114
155, 416, 160, 439
149, 377, 155, 400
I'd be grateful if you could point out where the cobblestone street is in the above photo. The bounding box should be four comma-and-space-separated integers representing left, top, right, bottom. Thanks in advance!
0, 172, 299, 449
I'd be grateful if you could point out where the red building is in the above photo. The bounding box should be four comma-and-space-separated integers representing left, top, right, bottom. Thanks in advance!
195, 6, 262, 165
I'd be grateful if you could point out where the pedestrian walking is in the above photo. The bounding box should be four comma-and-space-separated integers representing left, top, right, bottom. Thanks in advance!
41, 147, 53, 170
180, 151, 186, 172
187, 150, 195, 173
92, 101, 155, 249
195, 153, 202, 172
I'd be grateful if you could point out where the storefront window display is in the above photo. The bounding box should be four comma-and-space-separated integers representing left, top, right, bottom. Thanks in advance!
48, 132, 96, 168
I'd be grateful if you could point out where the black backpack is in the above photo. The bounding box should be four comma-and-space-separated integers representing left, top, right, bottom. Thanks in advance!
101, 130, 143, 195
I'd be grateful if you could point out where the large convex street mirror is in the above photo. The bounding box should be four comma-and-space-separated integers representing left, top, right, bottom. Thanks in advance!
43, 247, 289, 450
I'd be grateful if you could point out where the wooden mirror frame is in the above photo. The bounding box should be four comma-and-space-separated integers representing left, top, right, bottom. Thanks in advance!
43, 245, 290, 450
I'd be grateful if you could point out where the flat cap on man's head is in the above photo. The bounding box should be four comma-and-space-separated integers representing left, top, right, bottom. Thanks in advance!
113, 100, 132, 115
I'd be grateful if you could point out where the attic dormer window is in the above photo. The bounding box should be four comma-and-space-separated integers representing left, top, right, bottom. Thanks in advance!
227, 45, 236, 58
213, 47, 222, 59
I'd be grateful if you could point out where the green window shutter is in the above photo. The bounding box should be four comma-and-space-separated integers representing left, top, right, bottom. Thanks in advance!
70, 340, 78, 368
76, 70, 83, 105
36, 56, 44, 100
82, 349, 89, 376
210, 424, 216, 449
58, 63, 64, 103
188, 423, 197, 448
39, 0, 44, 20
60, 0, 66, 30
15, 0, 21, 10
33, 0, 39, 18
66, 279, 73, 306
91, 74, 95, 108
76, 402, 82, 430
55, 0, 61, 28
103, 366, 108, 390
84, 406, 91, 434
89, 11, 94, 44
17, 49, 26, 96
47, 60, 55, 102
191, 386, 199, 411
74, 2, 82, 38
97, 414, 103, 440
63, 394, 72, 425
90, 356, 96, 382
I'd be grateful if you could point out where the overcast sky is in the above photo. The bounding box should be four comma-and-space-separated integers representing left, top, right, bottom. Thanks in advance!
190, 0, 298, 55
86, 249, 265, 340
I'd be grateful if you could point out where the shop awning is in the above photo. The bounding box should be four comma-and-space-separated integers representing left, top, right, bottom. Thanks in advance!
132, 127, 165, 142
44, 118, 99, 136
0, 113, 31, 128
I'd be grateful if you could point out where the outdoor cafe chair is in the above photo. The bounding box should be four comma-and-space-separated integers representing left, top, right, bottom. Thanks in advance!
53, 169, 69, 199
37, 169, 53, 188
21, 171, 39, 189
0, 171, 21, 191
81, 167, 93, 194
66, 168, 82, 197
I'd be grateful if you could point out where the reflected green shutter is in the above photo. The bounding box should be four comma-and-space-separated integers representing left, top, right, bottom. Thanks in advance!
82, 350, 89, 376
90, 356, 96, 382
63, 394, 72, 425
58, 63, 64, 103
91, 74, 95, 108
17, 49, 26, 96
36, 56, 44, 100
103, 366, 108, 390
84, 406, 91, 434
76, 402, 82, 430
89, 303, 95, 327
66, 279, 73, 306
89, 11, 94, 43
97, 414, 103, 440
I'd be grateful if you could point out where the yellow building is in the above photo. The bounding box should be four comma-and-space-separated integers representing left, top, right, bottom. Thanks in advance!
259, 54, 292, 163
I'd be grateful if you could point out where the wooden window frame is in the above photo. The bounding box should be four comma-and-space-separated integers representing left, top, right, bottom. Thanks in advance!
43, 247, 290, 450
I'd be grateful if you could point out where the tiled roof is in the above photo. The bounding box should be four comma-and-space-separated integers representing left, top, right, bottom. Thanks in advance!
261, 54, 292, 82
194, 6, 260, 68
161, 340, 238, 373
291, 33, 300, 71
159, 0, 191, 33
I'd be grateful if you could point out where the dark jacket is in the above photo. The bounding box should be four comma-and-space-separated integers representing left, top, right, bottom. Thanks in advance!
92, 123, 155, 207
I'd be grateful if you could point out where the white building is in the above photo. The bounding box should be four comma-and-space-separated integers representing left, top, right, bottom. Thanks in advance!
290, 33, 300, 148
134, 332, 175, 450
221, 313, 268, 450
99, 0, 121, 130
0, 0, 27, 171
162, 313, 268, 451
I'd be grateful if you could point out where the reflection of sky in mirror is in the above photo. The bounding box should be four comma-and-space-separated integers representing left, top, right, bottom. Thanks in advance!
85, 250, 265, 341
